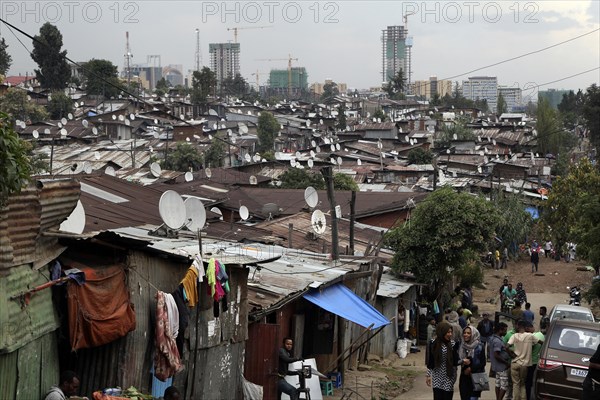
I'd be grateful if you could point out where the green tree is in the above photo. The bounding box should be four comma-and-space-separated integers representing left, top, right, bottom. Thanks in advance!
0, 88, 49, 123
278, 168, 325, 189
337, 103, 347, 131
162, 142, 204, 172
384, 69, 406, 99
82, 59, 120, 98
204, 135, 225, 167
0, 37, 12, 76
543, 158, 600, 258
384, 187, 500, 300
333, 173, 359, 191
372, 108, 387, 122
46, 91, 73, 119
30, 23, 70, 91
257, 111, 280, 153
221, 73, 249, 97
320, 81, 339, 102
191, 67, 217, 104
155, 77, 170, 97
582, 84, 600, 152
535, 97, 576, 156
437, 120, 475, 146
0, 112, 32, 207
494, 192, 532, 257
407, 148, 434, 164
497, 92, 507, 114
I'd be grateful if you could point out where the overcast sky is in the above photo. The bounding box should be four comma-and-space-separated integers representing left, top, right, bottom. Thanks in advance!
1, 1, 599, 95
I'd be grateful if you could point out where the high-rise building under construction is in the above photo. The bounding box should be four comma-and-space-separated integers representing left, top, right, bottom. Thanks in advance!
209, 43, 240, 88
381, 25, 413, 88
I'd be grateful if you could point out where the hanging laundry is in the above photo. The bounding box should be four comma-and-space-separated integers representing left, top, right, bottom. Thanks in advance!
171, 285, 189, 357
206, 258, 217, 298
180, 267, 199, 307
191, 254, 205, 283
164, 293, 179, 339
154, 291, 183, 381
215, 260, 230, 293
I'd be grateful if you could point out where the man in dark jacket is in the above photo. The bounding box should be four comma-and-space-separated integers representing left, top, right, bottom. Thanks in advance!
278, 337, 302, 400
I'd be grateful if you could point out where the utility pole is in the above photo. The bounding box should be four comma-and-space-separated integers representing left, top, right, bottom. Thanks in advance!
321, 166, 339, 260
349, 190, 356, 255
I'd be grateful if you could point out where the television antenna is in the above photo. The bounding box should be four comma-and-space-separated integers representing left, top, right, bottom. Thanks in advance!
150, 162, 162, 178
210, 207, 224, 220
304, 186, 319, 208
184, 197, 206, 232
159, 190, 186, 230
105, 166, 116, 176
205, 168, 212, 179
184, 171, 194, 182
311, 210, 327, 234
239, 205, 250, 221
59, 200, 86, 234
249, 175, 258, 185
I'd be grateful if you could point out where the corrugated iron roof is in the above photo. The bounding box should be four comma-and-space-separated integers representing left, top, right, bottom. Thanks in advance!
376, 269, 416, 298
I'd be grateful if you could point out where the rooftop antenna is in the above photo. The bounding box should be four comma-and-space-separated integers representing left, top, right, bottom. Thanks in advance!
124, 32, 133, 87
184, 197, 206, 232
311, 209, 327, 234
159, 190, 186, 231
304, 186, 319, 208
239, 205, 250, 221
59, 200, 86, 234
195, 28, 202, 71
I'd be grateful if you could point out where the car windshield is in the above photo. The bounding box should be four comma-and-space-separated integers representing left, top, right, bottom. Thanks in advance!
552, 309, 594, 322
549, 326, 600, 356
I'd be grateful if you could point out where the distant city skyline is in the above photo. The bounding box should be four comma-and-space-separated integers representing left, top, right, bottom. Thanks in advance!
1, 1, 598, 94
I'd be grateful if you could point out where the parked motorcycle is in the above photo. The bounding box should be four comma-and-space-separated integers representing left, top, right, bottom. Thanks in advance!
567, 285, 582, 306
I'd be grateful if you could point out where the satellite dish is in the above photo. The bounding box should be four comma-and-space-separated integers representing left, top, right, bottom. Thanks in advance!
245, 153, 252, 162
336, 143, 341, 151
319, 119, 323, 124
310, 150, 316, 158
311, 140, 317, 147
249, 175, 258, 185
377, 140, 383, 149
92, 127, 98, 135
58, 122, 63, 128
130, 113, 136, 120
477, 166, 483, 173
94, 151, 101, 160
405, 135, 409, 142
324, 137, 330, 144
159, 190, 186, 229
295, 151, 301, 158
316, 146, 321, 153
184, 197, 206, 231
357, 159, 362, 166
308, 159, 314, 168
227, 129, 233, 136
82, 119, 89, 127
337, 156, 343, 165
253, 154, 261, 162
446, 149, 451, 154
44, 128, 50, 134
210, 207, 224, 220
61, 117, 67, 125
240, 124, 249, 134
239, 205, 249, 220
105, 166, 116, 176
184, 172, 194, 182
453, 133, 458, 140
83, 161, 92, 174
59, 200, 86, 234
112, 115, 117, 121
330, 144, 336, 152
290, 159, 297, 167
209, 109, 218, 116
205, 168, 212, 178
32, 130, 39, 139
492, 139, 497, 145
60, 128, 67, 137
150, 162, 162, 177
304, 186, 319, 208
330, 157, 336, 165
67, 113, 73, 120
125, 119, 131, 126
311, 210, 327, 234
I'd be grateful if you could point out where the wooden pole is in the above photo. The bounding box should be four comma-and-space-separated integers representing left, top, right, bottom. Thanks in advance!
321, 166, 339, 260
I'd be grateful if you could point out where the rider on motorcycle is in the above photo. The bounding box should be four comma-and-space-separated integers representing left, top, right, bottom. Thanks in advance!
502, 283, 517, 312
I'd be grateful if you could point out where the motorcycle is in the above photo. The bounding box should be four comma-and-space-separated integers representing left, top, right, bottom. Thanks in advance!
567, 285, 581, 306
503, 298, 516, 314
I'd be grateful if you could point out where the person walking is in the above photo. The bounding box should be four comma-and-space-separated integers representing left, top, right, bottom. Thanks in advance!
530, 250, 539, 273
543, 240, 552, 258
539, 306, 550, 335
477, 313, 494, 360
582, 341, 600, 399
501, 247, 509, 269
495, 249, 501, 270
507, 321, 543, 400
490, 322, 511, 400
426, 321, 459, 400
458, 326, 486, 400
522, 303, 534, 325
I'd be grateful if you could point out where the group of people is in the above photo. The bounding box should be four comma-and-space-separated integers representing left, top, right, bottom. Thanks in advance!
43, 371, 180, 400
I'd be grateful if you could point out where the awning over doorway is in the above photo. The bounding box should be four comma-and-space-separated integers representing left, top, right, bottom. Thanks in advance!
303, 283, 390, 330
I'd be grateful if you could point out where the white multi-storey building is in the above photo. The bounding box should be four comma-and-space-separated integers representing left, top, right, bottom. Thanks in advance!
462, 76, 498, 112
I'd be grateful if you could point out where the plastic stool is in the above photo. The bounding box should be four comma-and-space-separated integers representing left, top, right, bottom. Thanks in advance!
320, 380, 334, 396
328, 372, 342, 388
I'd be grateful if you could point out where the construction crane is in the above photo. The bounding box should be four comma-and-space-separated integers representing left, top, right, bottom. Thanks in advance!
256, 54, 298, 98
226, 26, 273, 43
250, 70, 269, 90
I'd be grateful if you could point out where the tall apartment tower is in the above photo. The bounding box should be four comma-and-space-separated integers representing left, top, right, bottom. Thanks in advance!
209, 43, 240, 87
462, 76, 498, 112
381, 25, 412, 89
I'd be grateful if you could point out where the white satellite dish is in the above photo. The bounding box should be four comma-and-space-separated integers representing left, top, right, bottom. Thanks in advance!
311, 140, 317, 147
311, 210, 327, 234
324, 137, 330, 144
82, 119, 89, 128
32, 130, 39, 139
67, 113, 73, 120
150, 162, 162, 177
330, 144, 336, 152
304, 186, 319, 208
205, 168, 212, 178
249, 175, 258, 185
253, 154, 261, 162
477, 166, 483, 173
105, 166, 116, 176
290, 159, 297, 167
125, 119, 131, 126
130, 113, 136, 120
240, 124, 249, 134
336, 143, 341, 151
58, 122, 63, 129
330, 157, 336, 165
357, 159, 362, 166
310, 150, 316, 158
308, 159, 314, 168
337, 157, 343, 166
405, 135, 409, 142
60, 128, 67, 137
208, 109, 218, 116
59, 200, 86, 234
92, 127, 98, 135
184, 197, 206, 231
94, 151, 101, 160
61, 117, 67, 125
316, 146, 321, 153
210, 207, 224, 220
159, 191, 186, 229
44, 128, 50, 134
227, 129, 233, 136
112, 115, 117, 121
239, 205, 249, 221
245, 153, 252, 163
184, 172, 194, 182
453, 133, 458, 140
83, 161, 92, 174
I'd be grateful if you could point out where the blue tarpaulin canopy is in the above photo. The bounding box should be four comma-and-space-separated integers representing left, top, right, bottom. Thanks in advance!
525, 206, 540, 219
303, 283, 390, 330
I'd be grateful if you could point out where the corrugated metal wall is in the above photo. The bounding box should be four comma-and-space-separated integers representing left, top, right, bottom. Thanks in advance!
371, 297, 399, 358
245, 322, 279, 400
